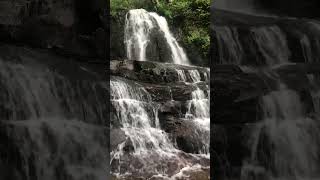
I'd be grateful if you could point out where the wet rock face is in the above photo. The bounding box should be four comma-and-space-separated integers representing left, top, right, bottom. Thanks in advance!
0, 0, 107, 59
110, 60, 209, 177
211, 10, 320, 180
0, 120, 108, 180
110, 60, 209, 84
0, 0, 109, 179
254, 0, 320, 18
158, 113, 208, 154
0, 44, 109, 180
211, 9, 320, 65
0, 44, 108, 125
110, 129, 126, 151
110, 15, 126, 60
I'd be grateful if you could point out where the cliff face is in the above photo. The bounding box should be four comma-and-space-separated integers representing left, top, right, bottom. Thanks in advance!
110, 59, 210, 179
254, 0, 320, 18
0, 1, 109, 179
0, 0, 108, 59
0, 44, 109, 180
211, 9, 320, 123
211, 8, 320, 66
211, 9, 320, 179
110, 59, 210, 153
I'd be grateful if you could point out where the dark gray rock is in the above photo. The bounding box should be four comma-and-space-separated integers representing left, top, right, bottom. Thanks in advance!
0, 0, 108, 59
0, 120, 108, 180
111, 60, 209, 84
211, 9, 320, 65
0, 44, 108, 125
110, 129, 126, 151
158, 113, 209, 154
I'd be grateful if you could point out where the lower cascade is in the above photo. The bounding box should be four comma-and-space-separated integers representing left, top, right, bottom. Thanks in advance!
212, 9, 320, 180
110, 66, 210, 178
0, 45, 108, 180
111, 8, 210, 179
242, 83, 320, 180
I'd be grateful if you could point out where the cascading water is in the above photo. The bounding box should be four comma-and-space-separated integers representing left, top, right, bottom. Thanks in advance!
124, 9, 189, 65
214, 26, 244, 64
242, 83, 320, 180
185, 87, 210, 154
0, 56, 108, 180
110, 69, 210, 178
214, 25, 290, 65
213, 13, 320, 180
110, 78, 175, 155
110, 77, 180, 177
250, 26, 290, 66
112, 8, 210, 179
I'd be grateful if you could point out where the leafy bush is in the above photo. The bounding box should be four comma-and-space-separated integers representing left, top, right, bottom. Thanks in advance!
110, 0, 154, 16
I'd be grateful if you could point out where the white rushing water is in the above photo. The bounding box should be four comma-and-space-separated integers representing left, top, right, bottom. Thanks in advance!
250, 26, 290, 66
110, 78, 175, 155
0, 58, 108, 180
110, 71, 210, 177
214, 26, 244, 64
112, 8, 210, 178
124, 9, 189, 65
213, 14, 320, 180
214, 25, 290, 65
242, 83, 320, 180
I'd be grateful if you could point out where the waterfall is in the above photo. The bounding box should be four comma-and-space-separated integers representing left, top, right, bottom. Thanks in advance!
186, 87, 210, 154
214, 25, 290, 65
299, 21, 320, 63
110, 72, 210, 177
124, 9, 154, 62
214, 26, 243, 65
0, 57, 108, 180
212, 11, 320, 180
307, 74, 320, 115
124, 9, 189, 65
213, 21, 320, 179
112, 8, 210, 178
242, 83, 320, 179
110, 78, 175, 154
250, 26, 290, 66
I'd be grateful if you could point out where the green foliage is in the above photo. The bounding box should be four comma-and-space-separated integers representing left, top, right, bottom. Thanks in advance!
110, 0, 154, 16
186, 28, 210, 56
156, 0, 210, 59
111, 0, 211, 61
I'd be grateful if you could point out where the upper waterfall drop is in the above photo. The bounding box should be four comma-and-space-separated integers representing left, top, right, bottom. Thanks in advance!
124, 9, 190, 65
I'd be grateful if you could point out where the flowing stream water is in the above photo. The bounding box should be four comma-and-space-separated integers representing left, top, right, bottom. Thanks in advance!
111, 8, 210, 179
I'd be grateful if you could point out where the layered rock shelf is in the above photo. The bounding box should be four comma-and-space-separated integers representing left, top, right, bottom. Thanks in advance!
213, 63, 318, 124
0, 1, 109, 178
110, 60, 210, 154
